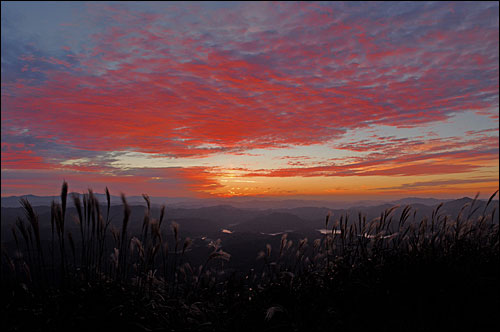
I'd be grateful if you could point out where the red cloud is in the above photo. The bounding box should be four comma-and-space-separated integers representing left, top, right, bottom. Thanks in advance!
1, 166, 221, 197
1, 143, 49, 170
3, 3, 498, 159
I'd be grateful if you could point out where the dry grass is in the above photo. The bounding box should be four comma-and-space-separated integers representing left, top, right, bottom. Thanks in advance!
1, 183, 498, 331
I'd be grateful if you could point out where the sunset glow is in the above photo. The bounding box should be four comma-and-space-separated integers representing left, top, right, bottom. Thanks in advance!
1, 1, 498, 199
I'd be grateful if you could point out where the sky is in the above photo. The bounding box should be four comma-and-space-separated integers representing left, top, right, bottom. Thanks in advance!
1, 1, 499, 200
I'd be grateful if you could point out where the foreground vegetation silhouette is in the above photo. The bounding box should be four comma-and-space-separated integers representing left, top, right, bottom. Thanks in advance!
1, 182, 499, 331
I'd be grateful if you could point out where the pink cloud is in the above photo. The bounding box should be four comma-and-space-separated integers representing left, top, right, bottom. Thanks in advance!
3, 3, 498, 159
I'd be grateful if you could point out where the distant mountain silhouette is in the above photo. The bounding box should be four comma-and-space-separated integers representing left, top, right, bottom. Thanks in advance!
390, 197, 452, 206
2, 193, 493, 210
233, 212, 309, 233
0, 193, 194, 208
2, 195, 497, 243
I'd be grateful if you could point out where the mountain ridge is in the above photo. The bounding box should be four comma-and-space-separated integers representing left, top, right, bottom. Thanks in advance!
2, 192, 495, 210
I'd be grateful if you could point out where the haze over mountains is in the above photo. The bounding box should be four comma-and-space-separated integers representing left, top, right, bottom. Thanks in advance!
2, 193, 498, 271
0, 192, 457, 209
2, 193, 497, 236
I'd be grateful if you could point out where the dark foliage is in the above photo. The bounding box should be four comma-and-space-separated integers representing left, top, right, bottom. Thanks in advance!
1, 184, 499, 331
